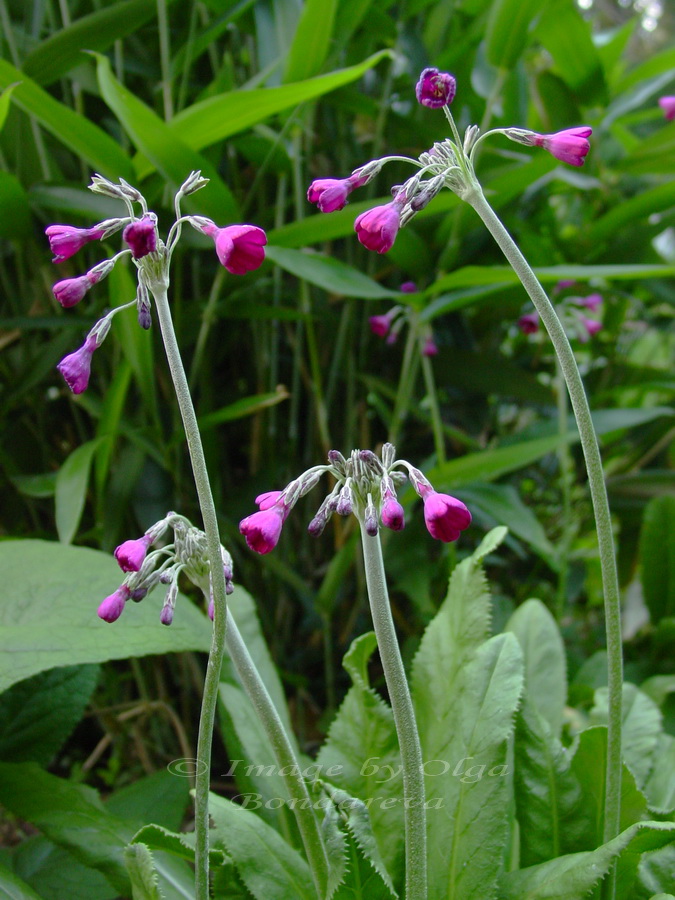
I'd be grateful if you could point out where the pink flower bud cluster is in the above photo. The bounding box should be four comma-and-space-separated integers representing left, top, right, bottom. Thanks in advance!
518, 285, 604, 343
98, 513, 234, 626
369, 286, 438, 356
239, 443, 471, 555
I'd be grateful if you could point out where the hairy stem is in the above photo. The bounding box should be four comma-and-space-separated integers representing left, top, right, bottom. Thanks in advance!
152, 285, 230, 899
467, 188, 623, 878
360, 528, 427, 900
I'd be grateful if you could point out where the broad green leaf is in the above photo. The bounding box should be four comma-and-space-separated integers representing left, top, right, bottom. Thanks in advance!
514, 699, 583, 866
640, 495, 675, 624
107, 771, 190, 835
533, 1, 605, 101
134, 51, 391, 176
505, 599, 566, 737
590, 685, 662, 790
93, 54, 238, 222
485, 0, 544, 69
55, 437, 106, 544
0, 862, 45, 899
0, 59, 134, 180
639, 847, 675, 898
0, 664, 99, 766
284, 0, 338, 83
13, 836, 117, 899
498, 820, 675, 900
266, 246, 399, 299
617, 121, 675, 176
0, 171, 31, 240
197, 390, 290, 432
643, 733, 675, 814
123, 844, 164, 900
208, 792, 315, 900
0, 82, 19, 132
586, 180, 675, 246
10, 472, 57, 498
0, 540, 211, 693
317, 633, 403, 883
22, 0, 177, 86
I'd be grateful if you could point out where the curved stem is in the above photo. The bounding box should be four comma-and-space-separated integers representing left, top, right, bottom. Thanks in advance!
224, 609, 331, 897
151, 284, 230, 900
466, 188, 623, 867
359, 528, 427, 900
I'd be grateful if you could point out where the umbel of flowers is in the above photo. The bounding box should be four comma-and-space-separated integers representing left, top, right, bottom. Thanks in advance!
99, 512, 234, 625
239, 441, 471, 553
518, 283, 604, 343
46, 171, 267, 394
307, 67, 592, 253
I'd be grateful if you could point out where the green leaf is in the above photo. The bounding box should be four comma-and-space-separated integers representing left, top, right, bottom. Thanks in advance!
22, 0, 176, 86
533, 0, 606, 101
590, 684, 662, 790
135, 51, 391, 177
505, 599, 566, 737
617, 122, 675, 176
0, 664, 99, 766
55, 437, 106, 545
498, 821, 675, 900
643, 733, 675, 814
208, 792, 316, 900
317, 633, 404, 884
107, 771, 190, 835
0, 540, 211, 694
585, 180, 675, 246
0, 862, 45, 899
93, 53, 238, 222
0, 171, 31, 240
284, 0, 338, 83
485, 0, 544, 69
265, 246, 399, 299
124, 844, 164, 900
640, 495, 675, 624
197, 390, 290, 432
0, 82, 18, 132
0, 59, 134, 181
10, 472, 57, 499
13, 836, 117, 900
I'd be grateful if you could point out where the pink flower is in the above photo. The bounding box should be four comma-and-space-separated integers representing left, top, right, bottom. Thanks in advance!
123, 215, 157, 259
307, 173, 367, 213
52, 275, 93, 308
381, 495, 405, 531
532, 127, 592, 167
256, 490, 283, 510
579, 316, 601, 342
518, 313, 539, 334
421, 490, 471, 542
369, 313, 394, 337
98, 585, 130, 623
202, 223, 267, 274
658, 96, 675, 121
422, 336, 438, 356
576, 293, 602, 312
355, 198, 404, 254
45, 224, 105, 263
239, 505, 286, 554
56, 335, 98, 394
400, 281, 417, 293
415, 68, 456, 108
114, 534, 153, 572
554, 279, 576, 294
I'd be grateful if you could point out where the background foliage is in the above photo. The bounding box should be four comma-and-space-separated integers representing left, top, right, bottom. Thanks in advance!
1, 0, 674, 896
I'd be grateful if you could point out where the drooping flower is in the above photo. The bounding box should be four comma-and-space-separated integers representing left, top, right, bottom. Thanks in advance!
123, 215, 157, 259
415, 68, 456, 109
658, 96, 675, 121
98, 585, 130, 623
422, 335, 438, 357
370, 313, 394, 337
307, 172, 368, 213
518, 312, 540, 334
576, 293, 602, 312
355, 197, 405, 254
52, 275, 94, 309
400, 281, 417, 293
200, 223, 267, 275
420, 490, 472, 542
114, 534, 153, 572
45, 224, 107, 263
239, 505, 287, 554
533, 127, 592, 167
56, 334, 98, 394
381, 493, 405, 531
578, 316, 602, 342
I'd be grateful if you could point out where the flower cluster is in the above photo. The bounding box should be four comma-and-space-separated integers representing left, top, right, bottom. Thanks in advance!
239, 443, 471, 554
99, 512, 234, 625
659, 96, 675, 121
518, 283, 604, 344
369, 283, 438, 355
48, 171, 267, 395
307, 68, 592, 255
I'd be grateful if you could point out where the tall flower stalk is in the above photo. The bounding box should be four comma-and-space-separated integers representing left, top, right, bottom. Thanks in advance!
307, 68, 623, 888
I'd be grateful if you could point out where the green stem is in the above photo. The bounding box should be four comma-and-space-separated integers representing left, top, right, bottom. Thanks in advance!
359, 528, 427, 900
152, 284, 230, 900
555, 356, 573, 621
389, 324, 420, 447
224, 609, 331, 898
467, 188, 622, 871
416, 322, 445, 465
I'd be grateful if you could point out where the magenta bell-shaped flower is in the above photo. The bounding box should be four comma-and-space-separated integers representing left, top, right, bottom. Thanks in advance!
56, 334, 98, 394
533, 127, 592, 167
307, 173, 368, 213
201, 223, 267, 275
239, 504, 287, 554
114, 534, 153, 572
354, 196, 405, 254
52, 275, 94, 309
518, 312, 540, 334
658, 96, 675, 121
45, 224, 106, 263
98, 585, 130, 623
419, 487, 472, 542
